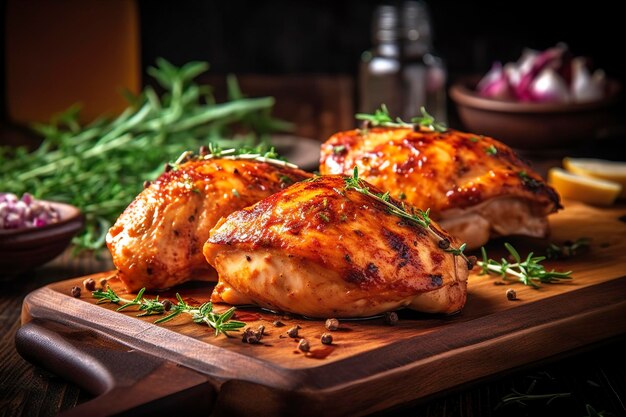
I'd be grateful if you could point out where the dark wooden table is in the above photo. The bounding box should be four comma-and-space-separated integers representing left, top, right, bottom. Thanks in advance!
1, 250, 625, 417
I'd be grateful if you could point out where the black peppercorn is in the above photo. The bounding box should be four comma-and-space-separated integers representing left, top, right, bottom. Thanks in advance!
325, 318, 339, 331
298, 339, 310, 352
99, 278, 108, 289
321, 333, 333, 345
506, 288, 517, 301
273, 320, 285, 327
287, 325, 300, 338
70, 286, 81, 298
242, 328, 261, 344
162, 299, 172, 311
383, 311, 399, 326
83, 278, 96, 292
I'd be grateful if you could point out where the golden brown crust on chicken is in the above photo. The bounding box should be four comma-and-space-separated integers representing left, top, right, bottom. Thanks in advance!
204, 175, 469, 318
320, 128, 560, 248
106, 159, 311, 292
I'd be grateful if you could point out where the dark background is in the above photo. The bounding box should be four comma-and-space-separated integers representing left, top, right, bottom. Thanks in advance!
137, 0, 625, 79
1, 0, 624, 141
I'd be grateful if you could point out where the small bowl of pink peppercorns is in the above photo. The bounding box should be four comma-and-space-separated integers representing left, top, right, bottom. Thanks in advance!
0, 193, 83, 276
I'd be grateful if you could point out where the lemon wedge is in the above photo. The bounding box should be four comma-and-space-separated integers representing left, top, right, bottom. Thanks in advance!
548, 167, 622, 205
563, 158, 626, 198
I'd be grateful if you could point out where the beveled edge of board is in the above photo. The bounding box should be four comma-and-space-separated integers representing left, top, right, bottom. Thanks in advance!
21, 274, 626, 397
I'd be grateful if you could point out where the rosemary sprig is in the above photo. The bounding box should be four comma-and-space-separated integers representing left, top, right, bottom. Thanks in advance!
496, 379, 571, 409
194, 144, 298, 169
0, 58, 290, 251
92, 286, 245, 337
355, 104, 447, 132
545, 237, 590, 260
478, 243, 572, 288
411, 107, 448, 132
343, 167, 471, 267
583, 404, 614, 417
355, 104, 396, 126
169, 145, 298, 171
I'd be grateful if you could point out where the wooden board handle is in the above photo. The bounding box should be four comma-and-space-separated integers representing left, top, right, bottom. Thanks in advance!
15, 320, 216, 416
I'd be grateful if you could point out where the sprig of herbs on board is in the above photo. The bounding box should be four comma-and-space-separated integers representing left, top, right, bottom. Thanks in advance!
92, 286, 245, 337
545, 237, 590, 260
477, 243, 572, 288
355, 104, 447, 132
495, 379, 571, 410
0, 58, 291, 251
344, 167, 472, 268
172, 143, 298, 169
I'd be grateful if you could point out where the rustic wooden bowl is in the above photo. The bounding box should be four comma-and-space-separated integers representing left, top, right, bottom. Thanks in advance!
449, 76, 622, 150
0, 201, 84, 277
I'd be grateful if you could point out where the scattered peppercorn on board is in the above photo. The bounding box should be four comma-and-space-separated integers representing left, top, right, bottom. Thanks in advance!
17, 201, 626, 417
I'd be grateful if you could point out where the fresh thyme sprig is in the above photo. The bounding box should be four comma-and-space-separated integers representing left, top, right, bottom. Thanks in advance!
583, 404, 614, 417
411, 107, 448, 132
92, 286, 245, 337
355, 104, 447, 132
343, 167, 471, 267
478, 243, 572, 288
169, 145, 298, 171
194, 144, 298, 169
495, 379, 571, 410
545, 237, 590, 260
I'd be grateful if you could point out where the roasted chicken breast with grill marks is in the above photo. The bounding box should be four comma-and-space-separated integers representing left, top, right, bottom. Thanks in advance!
320, 127, 561, 249
203, 175, 469, 318
106, 158, 311, 291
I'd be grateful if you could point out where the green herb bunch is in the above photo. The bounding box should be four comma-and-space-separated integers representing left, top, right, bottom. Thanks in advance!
93, 286, 245, 337
478, 243, 572, 288
0, 58, 290, 251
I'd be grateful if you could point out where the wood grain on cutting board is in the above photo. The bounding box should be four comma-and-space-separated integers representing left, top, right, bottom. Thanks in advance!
18, 201, 626, 417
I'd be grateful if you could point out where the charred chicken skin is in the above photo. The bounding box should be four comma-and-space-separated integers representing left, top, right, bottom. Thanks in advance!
320, 128, 561, 249
203, 175, 469, 318
107, 158, 311, 292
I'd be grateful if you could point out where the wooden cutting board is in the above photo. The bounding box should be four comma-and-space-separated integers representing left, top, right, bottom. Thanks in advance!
16, 201, 626, 417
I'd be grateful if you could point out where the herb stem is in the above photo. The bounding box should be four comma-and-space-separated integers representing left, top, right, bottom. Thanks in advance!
499, 392, 571, 407
92, 286, 245, 337
478, 262, 526, 280
478, 243, 572, 288
356, 104, 447, 132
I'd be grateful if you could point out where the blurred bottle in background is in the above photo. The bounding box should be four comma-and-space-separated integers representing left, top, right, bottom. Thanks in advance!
359, 1, 447, 123
359, 5, 402, 118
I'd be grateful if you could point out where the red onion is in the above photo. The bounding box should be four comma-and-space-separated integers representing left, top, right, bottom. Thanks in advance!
529, 67, 571, 102
476, 43, 607, 104
477, 62, 515, 100
0, 192, 60, 230
514, 43, 568, 101
571, 57, 606, 102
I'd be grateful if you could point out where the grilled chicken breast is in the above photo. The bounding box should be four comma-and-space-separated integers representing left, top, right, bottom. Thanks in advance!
107, 158, 311, 291
203, 175, 469, 318
320, 127, 561, 249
